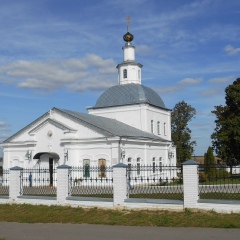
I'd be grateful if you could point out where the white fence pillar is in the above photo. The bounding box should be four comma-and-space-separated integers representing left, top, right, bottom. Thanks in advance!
182, 160, 199, 209
57, 165, 71, 205
113, 163, 128, 207
9, 166, 23, 202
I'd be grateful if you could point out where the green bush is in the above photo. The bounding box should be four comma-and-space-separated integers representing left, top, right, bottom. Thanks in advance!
207, 168, 217, 180
216, 169, 230, 179
199, 172, 208, 182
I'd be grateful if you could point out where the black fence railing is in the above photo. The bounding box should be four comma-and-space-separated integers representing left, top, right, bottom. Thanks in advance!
20, 168, 57, 196
127, 165, 183, 200
199, 164, 240, 200
69, 166, 113, 198
0, 169, 9, 196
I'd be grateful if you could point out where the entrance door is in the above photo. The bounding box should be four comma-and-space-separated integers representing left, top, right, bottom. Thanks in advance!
49, 158, 53, 186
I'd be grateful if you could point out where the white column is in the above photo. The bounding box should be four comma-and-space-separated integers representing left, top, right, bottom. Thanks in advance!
57, 165, 71, 205
182, 160, 199, 209
9, 166, 23, 202
113, 163, 128, 207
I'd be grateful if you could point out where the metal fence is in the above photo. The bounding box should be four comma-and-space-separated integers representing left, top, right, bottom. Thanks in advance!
69, 166, 113, 198
20, 168, 57, 196
127, 165, 183, 200
0, 169, 9, 196
199, 164, 240, 200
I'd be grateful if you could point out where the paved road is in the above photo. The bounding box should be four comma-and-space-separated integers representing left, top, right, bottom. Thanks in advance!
0, 222, 240, 240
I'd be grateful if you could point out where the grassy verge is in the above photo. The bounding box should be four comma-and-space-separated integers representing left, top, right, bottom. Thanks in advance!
129, 193, 183, 200
200, 192, 240, 200
0, 204, 240, 228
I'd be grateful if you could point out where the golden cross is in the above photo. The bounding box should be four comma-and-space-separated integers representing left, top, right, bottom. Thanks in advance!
126, 16, 130, 32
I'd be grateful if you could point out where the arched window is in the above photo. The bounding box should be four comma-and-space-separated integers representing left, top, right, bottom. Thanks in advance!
157, 121, 160, 135
151, 120, 154, 133
164, 122, 166, 135
123, 69, 127, 78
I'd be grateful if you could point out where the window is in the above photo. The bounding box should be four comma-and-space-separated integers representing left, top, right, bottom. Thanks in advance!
127, 158, 132, 167
138, 70, 140, 79
157, 121, 160, 135
159, 158, 162, 172
153, 157, 156, 173
151, 120, 154, 133
164, 122, 166, 136
128, 158, 132, 176
83, 159, 90, 177
137, 158, 141, 175
98, 159, 106, 178
123, 69, 127, 78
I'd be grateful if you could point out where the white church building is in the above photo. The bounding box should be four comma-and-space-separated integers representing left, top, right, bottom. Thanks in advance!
1, 29, 176, 171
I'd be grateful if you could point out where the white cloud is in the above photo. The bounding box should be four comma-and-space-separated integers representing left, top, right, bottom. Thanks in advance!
155, 86, 183, 94
136, 45, 152, 55
178, 78, 202, 86
0, 121, 8, 127
0, 122, 10, 140
0, 54, 117, 92
191, 122, 212, 127
201, 88, 222, 96
0, 133, 10, 141
209, 76, 234, 84
224, 45, 240, 55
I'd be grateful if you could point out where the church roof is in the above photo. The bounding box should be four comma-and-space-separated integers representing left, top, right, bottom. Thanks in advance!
2, 108, 168, 143
91, 84, 166, 109
57, 108, 167, 141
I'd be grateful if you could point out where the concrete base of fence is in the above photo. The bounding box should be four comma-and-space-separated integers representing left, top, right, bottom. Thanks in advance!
124, 198, 184, 211
197, 199, 240, 214
16, 196, 57, 206
65, 198, 113, 209
0, 196, 9, 205
1, 196, 240, 213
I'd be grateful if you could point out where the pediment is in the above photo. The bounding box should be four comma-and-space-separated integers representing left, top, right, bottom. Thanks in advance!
28, 118, 77, 136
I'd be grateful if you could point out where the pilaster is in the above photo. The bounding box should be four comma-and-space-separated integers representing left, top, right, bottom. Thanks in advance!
113, 163, 128, 207
9, 166, 23, 202
182, 160, 199, 209
57, 165, 71, 205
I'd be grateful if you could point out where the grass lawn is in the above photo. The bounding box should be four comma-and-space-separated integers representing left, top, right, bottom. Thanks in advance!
0, 204, 240, 228
200, 192, 240, 200
200, 179, 240, 185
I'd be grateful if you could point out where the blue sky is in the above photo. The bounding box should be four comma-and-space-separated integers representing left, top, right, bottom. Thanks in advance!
0, 0, 240, 157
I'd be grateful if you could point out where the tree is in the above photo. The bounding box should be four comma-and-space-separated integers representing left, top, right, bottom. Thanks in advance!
171, 101, 196, 164
211, 78, 240, 171
204, 146, 215, 177
204, 147, 215, 166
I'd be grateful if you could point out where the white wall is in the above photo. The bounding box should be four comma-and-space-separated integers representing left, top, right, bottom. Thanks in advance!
89, 104, 171, 141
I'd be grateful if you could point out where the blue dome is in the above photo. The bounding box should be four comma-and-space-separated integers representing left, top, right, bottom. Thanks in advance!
93, 84, 166, 109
